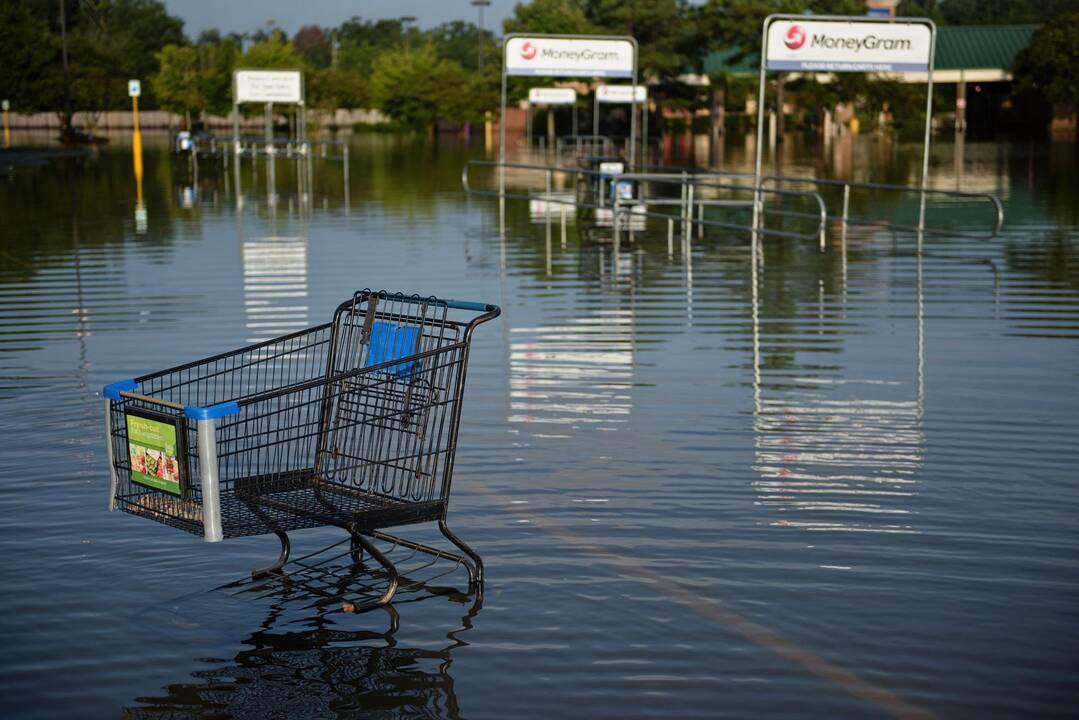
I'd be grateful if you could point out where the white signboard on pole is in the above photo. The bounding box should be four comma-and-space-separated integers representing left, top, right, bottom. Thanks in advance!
127, 80, 141, 98
234, 70, 303, 104
505, 37, 635, 78
765, 19, 932, 73
528, 88, 577, 105
596, 85, 647, 103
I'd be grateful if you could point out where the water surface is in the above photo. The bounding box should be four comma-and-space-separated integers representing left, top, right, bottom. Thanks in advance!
0, 133, 1076, 718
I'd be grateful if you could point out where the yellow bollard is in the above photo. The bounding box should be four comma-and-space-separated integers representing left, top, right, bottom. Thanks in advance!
132, 95, 143, 183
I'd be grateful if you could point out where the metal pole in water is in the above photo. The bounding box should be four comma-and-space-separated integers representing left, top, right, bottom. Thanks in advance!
668, 217, 674, 258
561, 205, 567, 248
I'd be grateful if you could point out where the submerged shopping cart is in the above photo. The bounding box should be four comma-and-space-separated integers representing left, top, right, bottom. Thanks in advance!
103, 290, 500, 612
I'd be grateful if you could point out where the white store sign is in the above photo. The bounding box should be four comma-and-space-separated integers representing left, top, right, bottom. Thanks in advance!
596, 85, 647, 103
505, 37, 634, 78
528, 88, 577, 105
234, 70, 303, 104
765, 19, 932, 73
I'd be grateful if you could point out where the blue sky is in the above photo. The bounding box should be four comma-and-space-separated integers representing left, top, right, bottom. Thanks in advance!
167, 0, 516, 38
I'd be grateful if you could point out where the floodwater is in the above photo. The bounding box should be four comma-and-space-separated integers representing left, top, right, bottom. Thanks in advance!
0, 131, 1076, 719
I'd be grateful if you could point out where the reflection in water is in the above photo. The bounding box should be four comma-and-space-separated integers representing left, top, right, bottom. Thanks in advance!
125, 596, 480, 719
751, 233, 925, 534
124, 538, 482, 719
241, 236, 310, 344
508, 308, 634, 432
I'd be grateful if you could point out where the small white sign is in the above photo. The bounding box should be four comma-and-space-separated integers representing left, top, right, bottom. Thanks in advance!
766, 19, 932, 73
1, 99, 9, 111
599, 161, 624, 176
234, 69, 303, 104
128, 80, 141, 98
596, 85, 647, 104
506, 37, 634, 78
528, 87, 577, 105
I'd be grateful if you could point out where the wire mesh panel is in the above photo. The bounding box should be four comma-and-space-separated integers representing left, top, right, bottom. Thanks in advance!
106, 290, 489, 543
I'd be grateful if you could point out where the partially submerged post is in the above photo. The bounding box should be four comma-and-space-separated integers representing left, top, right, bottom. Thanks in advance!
528, 88, 577, 152
595, 84, 648, 162
500, 34, 638, 201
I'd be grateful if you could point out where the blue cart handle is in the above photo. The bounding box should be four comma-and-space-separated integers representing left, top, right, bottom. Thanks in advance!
445, 299, 499, 313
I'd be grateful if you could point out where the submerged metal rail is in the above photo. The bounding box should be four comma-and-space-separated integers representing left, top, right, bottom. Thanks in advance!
634, 163, 1004, 241
462, 160, 827, 243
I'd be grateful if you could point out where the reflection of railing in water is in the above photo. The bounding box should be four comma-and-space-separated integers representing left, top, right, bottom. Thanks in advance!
462, 160, 828, 244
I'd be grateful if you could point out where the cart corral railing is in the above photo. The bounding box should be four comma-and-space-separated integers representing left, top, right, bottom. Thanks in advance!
462, 160, 828, 244
632, 164, 1005, 244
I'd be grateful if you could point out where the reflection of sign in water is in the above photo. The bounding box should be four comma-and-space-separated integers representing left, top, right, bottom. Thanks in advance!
505, 37, 635, 77
765, 19, 932, 72
509, 310, 634, 431
234, 70, 303, 104
528, 88, 577, 105
126, 409, 185, 496
242, 236, 309, 343
596, 85, 647, 103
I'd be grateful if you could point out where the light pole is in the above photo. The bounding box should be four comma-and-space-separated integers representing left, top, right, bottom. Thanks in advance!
471, 0, 491, 73
399, 16, 417, 53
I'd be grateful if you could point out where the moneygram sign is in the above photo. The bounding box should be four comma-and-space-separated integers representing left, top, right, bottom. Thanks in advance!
505, 37, 634, 78
766, 20, 931, 73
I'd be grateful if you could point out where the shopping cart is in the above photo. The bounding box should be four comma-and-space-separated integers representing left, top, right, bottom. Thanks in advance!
103, 290, 500, 612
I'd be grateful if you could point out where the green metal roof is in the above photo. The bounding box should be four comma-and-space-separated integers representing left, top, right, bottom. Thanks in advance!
934, 25, 1037, 70
700, 24, 1040, 75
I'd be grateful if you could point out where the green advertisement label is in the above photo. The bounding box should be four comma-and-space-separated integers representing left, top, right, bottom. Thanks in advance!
127, 412, 183, 495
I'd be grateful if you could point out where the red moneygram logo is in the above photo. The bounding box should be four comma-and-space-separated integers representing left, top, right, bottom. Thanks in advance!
784, 25, 807, 50
520, 41, 537, 60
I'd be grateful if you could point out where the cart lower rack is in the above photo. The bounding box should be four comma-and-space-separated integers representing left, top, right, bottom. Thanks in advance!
103, 290, 500, 612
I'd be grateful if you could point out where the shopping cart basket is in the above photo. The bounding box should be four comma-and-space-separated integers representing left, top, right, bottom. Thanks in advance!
103, 290, 500, 612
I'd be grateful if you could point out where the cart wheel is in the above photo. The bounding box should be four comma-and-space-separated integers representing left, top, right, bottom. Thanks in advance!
350, 534, 365, 564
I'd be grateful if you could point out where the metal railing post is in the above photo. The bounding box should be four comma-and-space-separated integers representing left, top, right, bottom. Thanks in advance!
840, 183, 850, 247
561, 204, 567, 248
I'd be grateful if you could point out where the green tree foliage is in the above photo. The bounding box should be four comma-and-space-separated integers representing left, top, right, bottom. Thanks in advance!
151, 45, 204, 126
370, 43, 490, 130
428, 20, 498, 73
503, 0, 594, 35
0, 0, 62, 111
293, 25, 332, 69
307, 68, 369, 112
1014, 13, 1079, 107
241, 30, 306, 70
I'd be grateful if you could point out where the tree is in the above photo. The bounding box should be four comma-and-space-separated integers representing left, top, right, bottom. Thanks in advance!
1014, 13, 1079, 109
307, 68, 368, 113
241, 30, 306, 69
370, 43, 485, 131
0, 0, 63, 111
503, 0, 594, 35
294, 25, 332, 69
429, 20, 497, 73
151, 45, 204, 127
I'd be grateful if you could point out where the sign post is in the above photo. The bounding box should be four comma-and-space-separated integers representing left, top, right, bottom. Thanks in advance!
1, 99, 10, 149
594, 84, 648, 160
232, 69, 305, 155
527, 87, 577, 150
501, 34, 638, 203
753, 15, 936, 245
